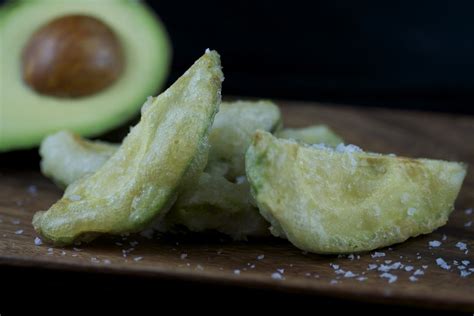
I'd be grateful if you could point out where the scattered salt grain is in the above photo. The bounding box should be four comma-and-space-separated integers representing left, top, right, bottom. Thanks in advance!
69, 194, 81, 201
73, 247, 82, 252
330, 279, 338, 284
367, 264, 378, 270
385, 260, 392, 264
344, 271, 357, 278
257, 254, 264, 260
435, 258, 451, 270
34, 237, 42, 246
133, 256, 143, 262
413, 269, 424, 276
357, 276, 368, 281
14, 229, 23, 235
371, 252, 385, 258
60, 251, 66, 256
271, 272, 283, 280
465, 221, 472, 227
465, 208, 473, 215
196, 264, 204, 271
115, 242, 123, 246
462, 260, 470, 266
250, 264, 255, 269
422, 265, 428, 269
72, 253, 78, 257
429, 240, 441, 248
455, 242, 468, 251
277, 268, 285, 274
404, 266, 414, 272
11, 219, 20, 225
103, 259, 111, 264
347, 254, 355, 260
460, 270, 471, 278
129, 241, 139, 247
409, 276, 418, 282
330, 263, 340, 270
234, 269, 240, 275
335, 143, 362, 153
180, 253, 188, 260
442, 234, 448, 241
380, 273, 397, 283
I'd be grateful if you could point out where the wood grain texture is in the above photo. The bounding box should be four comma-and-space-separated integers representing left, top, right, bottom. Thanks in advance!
0, 101, 473, 311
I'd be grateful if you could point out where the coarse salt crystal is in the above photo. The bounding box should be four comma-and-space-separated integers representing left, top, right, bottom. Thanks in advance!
15, 229, 23, 235
34, 237, 42, 246
422, 265, 428, 269
385, 260, 392, 264
404, 265, 414, 272
460, 270, 471, 278
11, 219, 20, 225
347, 254, 355, 260
69, 194, 81, 201
413, 269, 424, 276
335, 143, 362, 153
330, 263, 340, 270
442, 234, 448, 241
330, 279, 338, 284
357, 276, 368, 281
435, 258, 451, 270
409, 276, 418, 282
371, 252, 385, 258
250, 264, 255, 269
257, 254, 264, 260
271, 272, 283, 280
465, 221, 472, 227
234, 269, 240, 275
462, 260, 470, 266
180, 253, 188, 260
465, 208, 473, 215
429, 240, 441, 247
133, 256, 143, 262
103, 259, 111, 264
455, 242, 468, 251
277, 268, 285, 274
367, 264, 378, 270
344, 271, 357, 278
196, 264, 204, 271
380, 273, 397, 283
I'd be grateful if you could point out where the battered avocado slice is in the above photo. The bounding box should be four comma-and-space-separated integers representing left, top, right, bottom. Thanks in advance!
246, 131, 467, 254
160, 167, 269, 240
40, 130, 119, 188
32, 50, 223, 245
208, 100, 281, 179
276, 125, 343, 146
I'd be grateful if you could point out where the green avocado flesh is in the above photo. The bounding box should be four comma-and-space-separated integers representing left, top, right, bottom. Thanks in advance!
246, 131, 467, 254
276, 125, 343, 146
32, 50, 223, 245
208, 100, 281, 179
0, 0, 171, 151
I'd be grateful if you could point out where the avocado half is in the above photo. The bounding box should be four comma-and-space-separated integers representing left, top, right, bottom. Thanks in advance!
0, 0, 171, 151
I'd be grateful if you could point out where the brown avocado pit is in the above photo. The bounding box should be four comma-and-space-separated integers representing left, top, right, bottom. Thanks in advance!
21, 14, 125, 98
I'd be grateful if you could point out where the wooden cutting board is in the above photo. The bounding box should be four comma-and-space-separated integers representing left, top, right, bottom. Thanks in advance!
0, 101, 473, 311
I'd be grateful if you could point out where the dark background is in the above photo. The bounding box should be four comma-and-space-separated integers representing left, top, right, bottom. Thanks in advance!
151, 0, 474, 114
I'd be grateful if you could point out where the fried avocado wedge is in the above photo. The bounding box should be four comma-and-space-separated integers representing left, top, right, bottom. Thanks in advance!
160, 167, 269, 240
33, 50, 224, 245
246, 131, 467, 254
276, 125, 343, 146
40, 131, 119, 188
208, 100, 281, 179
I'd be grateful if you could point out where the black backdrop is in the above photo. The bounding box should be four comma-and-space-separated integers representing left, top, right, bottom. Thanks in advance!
3, 0, 474, 113
151, 0, 474, 114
